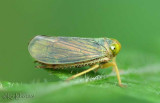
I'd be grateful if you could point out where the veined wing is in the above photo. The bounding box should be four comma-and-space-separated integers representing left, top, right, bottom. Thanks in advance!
28, 35, 107, 64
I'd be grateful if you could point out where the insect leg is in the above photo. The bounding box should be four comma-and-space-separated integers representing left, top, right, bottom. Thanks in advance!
66, 64, 99, 81
36, 64, 54, 69
100, 58, 124, 87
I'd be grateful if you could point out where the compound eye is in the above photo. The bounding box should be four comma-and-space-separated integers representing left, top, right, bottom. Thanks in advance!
111, 46, 116, 50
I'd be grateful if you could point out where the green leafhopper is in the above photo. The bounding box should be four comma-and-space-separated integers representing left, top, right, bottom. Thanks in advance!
28, 35, 123, 87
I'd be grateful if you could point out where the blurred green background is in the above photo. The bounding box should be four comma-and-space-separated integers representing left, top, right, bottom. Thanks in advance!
0, 0, 160, 103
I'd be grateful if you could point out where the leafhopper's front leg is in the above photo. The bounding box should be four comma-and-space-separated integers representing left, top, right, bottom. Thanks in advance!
100, 58, 124, 87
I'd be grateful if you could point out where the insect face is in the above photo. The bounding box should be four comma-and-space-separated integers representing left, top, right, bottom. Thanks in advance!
109, 39, 121, 56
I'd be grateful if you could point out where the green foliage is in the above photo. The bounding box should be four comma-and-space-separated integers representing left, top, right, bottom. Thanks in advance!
1, 49, 160, 103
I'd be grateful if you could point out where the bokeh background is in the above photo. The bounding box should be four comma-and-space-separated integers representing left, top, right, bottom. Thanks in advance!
0, 0, 160, 103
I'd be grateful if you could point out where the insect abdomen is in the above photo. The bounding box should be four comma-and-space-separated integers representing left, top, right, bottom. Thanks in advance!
41, 57, 110, 69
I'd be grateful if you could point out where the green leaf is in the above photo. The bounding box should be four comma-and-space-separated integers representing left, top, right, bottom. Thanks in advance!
1, 50, 160, 103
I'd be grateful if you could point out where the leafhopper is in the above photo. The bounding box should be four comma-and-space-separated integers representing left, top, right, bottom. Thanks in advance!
28, 35, 123, 87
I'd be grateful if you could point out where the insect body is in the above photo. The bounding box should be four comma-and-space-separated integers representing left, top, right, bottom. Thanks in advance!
28, 35, 123, 87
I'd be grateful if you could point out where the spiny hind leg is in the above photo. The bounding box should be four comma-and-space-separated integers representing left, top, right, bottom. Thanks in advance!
100, 58, 124, 87
66, 64, 99, 81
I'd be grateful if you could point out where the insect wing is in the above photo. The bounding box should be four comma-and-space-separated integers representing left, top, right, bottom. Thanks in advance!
28, 36, 107, 64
